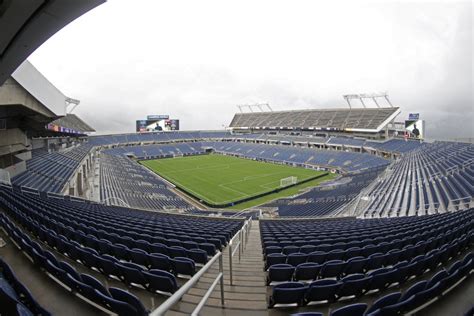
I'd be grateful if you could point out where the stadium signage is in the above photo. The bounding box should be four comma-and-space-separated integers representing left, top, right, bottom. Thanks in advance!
408, 113, 420, 120
147, 115, 169, 120
45, 123, 81, 135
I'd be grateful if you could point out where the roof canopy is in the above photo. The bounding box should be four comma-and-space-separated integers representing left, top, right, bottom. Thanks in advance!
50, 113, 95, 133
0, 0, 105, 85
229, 107, 401, 133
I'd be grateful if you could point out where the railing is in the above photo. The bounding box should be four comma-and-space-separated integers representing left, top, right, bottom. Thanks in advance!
102, 196, 131, 208
462, 158, 473, 168
150, 251, 225, 316
228, 217, 252, 285
149, 217, 251, 315
447, 196, 473, 212
20, 186, 40, 196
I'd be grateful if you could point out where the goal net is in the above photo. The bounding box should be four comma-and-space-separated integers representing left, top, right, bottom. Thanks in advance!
280, 176, 297, 187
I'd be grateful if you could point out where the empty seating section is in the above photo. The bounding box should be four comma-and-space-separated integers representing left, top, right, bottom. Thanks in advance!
100, 153, 192, 211
202, 142, 390, 172
0, 257, 50, 315
11, 145, 92, 193
366, 139, 425, 153
229, 108, 399, 130
0, 186, 244, 313
261, 211, 473, 311
1, 214, 150, 316
229, 133, 424, 154
266, 171, 382, 217
88, 131, 231, 146
2, 130, 474, 315
0, 187, 242, 254
327, 137, 367, 147
230, 133, 330, 144
364, 142, 474, 217
103, 142, 205, 159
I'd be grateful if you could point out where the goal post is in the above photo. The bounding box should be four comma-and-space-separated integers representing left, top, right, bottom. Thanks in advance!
280, 176, 297, 187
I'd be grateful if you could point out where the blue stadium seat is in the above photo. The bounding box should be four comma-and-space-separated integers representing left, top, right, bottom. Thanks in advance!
365, 292, 402, 315
294, 263, 320, 281
337, 273, 371, 299
109, 287, 149, 316
171, 257, 196, 276
267, 264, 295, 285
265, 253, 287, 270
268, 282, 307, 308
304, 279, 341, 305
143, 269, 178, 294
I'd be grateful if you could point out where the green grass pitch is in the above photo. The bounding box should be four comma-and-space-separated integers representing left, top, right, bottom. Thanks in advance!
140, 154, 334, 209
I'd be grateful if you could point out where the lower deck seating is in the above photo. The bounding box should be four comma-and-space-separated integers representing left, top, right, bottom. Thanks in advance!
262, 210, 473, 312
100, 153, 193, 211
267, 170, 381, 217
0, 185, 244, 314
11, 145, 92, 193
364, 142, 474, 217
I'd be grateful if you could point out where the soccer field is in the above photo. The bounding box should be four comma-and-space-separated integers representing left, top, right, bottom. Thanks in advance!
140, 154, 333, 208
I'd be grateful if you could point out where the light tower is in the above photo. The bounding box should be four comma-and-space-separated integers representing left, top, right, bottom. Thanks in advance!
65, 97, 80, 114
342, 92, 393, 109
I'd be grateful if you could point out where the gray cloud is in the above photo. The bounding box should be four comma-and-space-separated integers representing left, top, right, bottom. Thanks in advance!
28, 0, 472, 139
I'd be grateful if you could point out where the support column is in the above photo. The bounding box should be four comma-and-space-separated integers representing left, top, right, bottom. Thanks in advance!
76, 172, 83, 196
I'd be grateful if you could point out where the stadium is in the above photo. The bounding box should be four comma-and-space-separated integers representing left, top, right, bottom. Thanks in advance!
0, 1, 473, 316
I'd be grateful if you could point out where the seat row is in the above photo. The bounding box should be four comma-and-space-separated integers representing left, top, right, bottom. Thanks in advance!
2, 191, 218, 271
1, 189, 235, 250
269, 252, 473, 310
6, 198, 205, 273
267, 235, 470, 285
2, 213, 181, 295
365, 259, 472, 316
0, 258, 50, 316
38, 223, 210, 265
3, 187, 241, 241
260, 210, 469, 244
1, 213, 156, 316
56, 220, 221, 253
262, 226, 451, 253
261, 208, 463, 234
264, 222, 472, 271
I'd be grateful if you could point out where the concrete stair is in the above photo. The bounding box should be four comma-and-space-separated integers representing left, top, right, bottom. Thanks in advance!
167, 220, 269, 315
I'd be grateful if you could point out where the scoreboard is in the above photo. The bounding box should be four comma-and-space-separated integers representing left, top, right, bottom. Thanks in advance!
136, 115, 180, 132
404, 113, 424, 140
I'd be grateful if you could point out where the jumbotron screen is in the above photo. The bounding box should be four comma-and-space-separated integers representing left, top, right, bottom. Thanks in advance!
404, 119, 424, 140
136, 116, 179, 132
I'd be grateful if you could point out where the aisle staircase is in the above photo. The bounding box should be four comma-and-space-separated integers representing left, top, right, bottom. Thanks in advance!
167, 220, 269, 315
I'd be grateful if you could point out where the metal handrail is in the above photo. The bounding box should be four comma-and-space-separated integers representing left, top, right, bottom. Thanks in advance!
102, 196, 131, 207
228, 229, 242, 286
228, 217, 251, 285
149, 251, 224, 316
191, 255, 225, 316
446, 196, 473, 212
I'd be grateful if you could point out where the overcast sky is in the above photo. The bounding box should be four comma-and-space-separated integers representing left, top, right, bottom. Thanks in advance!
28, 0, 472, 139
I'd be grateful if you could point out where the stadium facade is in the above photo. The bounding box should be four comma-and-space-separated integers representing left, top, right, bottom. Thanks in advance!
0, 2, 472, 316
